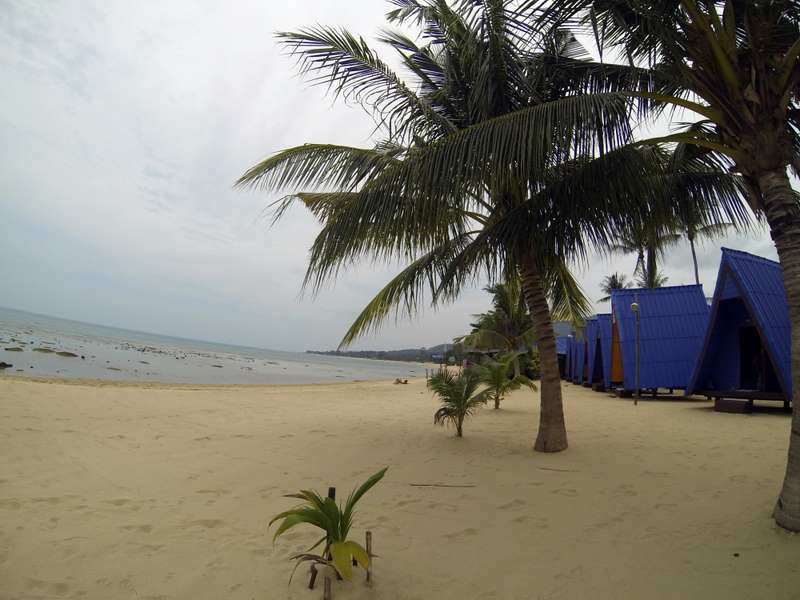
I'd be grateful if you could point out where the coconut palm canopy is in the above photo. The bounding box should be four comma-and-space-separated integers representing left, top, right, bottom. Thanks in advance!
533, 0, 800, 534
238, 0, 746, 452
598, 272, 632, 302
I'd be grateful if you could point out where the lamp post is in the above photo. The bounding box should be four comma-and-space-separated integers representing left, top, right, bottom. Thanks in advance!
631, 297, 640, 406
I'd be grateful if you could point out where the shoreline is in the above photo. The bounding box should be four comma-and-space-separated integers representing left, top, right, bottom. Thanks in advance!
0, 372, 432, 390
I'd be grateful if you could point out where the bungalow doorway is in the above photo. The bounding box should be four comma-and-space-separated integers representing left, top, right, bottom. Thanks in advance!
739, 325, 781, 393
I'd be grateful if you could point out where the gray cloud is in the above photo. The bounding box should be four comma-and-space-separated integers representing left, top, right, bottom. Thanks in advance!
0, 0, 782, 352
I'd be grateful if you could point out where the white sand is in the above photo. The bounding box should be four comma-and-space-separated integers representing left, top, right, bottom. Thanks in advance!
0, 376, 798, 599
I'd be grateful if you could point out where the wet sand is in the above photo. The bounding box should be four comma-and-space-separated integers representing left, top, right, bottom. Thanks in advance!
0, 377, 797, 599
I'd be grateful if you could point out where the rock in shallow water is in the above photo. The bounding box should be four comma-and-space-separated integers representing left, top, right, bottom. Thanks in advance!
0, 362, 12, 369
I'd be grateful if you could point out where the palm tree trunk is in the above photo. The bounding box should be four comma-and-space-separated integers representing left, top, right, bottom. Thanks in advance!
635, 249, 645, 280
494, 395, 500, 410
456, 418, 463, 438
758, 168, 800, 532
520, 253, 568, 453
646, 246, 657, 288
689, 235, 700, 286
512, 356, 521, 378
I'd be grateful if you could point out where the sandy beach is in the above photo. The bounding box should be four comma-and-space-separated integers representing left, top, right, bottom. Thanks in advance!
1, 376, 798, 599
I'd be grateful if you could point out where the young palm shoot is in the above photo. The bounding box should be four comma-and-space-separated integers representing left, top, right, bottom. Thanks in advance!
473, 353, 537, 410
269, 467, 387, 584
429, 369, 488, 437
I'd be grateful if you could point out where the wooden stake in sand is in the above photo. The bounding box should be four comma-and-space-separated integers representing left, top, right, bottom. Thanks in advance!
309, 487, 337, 590
323, 575, 332, 600
409, 483, 476, 488
366, 530, 373, 585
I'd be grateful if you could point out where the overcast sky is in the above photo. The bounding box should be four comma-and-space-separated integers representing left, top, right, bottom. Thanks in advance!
0, 1, 781, 352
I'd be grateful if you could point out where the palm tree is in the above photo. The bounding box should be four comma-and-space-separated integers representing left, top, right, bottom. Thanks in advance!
684, 222, 733, 285
635, 265, 669, 289
429, 368, 488, 437
538, 0, 800, 533
610, 220, 681, 288
473, 353, 537, 409
457, 277, 584, 376
239, 1, 744, 454
669, 142, 736, 284
459, 280, 535, 371
598, 272, 632, 302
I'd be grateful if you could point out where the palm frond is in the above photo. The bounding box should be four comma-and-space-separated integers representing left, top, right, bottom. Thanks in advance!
543, 259, 592, 325
277, 26, 456, 139
236, 143, 402, 195
338, 233, 473, 348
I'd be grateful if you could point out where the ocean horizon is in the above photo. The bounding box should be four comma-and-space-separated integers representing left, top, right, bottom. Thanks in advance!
0, 306, 425, 384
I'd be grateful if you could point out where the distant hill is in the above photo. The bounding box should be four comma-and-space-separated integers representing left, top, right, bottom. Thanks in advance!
306, 343, 452, 363
306, 322, 575, 363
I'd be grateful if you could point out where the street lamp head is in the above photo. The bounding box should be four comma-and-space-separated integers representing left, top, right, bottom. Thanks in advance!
630, 301, 639, 313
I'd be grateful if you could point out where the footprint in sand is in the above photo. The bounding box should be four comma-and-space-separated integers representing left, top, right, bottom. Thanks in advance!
512, 515, 549, 528
120, 524, 153, 533
497, 498, 526, 509
31, 497, 63, 505
105, 498, 131, 507
186, 519, 226, 529
443, 527, 479, 539
25, 579, 71, 596
394, 498, 421, 508
614, 484, 638, 497
195, 489, 231, 496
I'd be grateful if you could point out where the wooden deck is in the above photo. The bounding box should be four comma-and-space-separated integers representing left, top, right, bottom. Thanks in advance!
696, 389, 791, 413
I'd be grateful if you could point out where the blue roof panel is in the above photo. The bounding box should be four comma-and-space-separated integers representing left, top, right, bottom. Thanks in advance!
611, 285, 709, 390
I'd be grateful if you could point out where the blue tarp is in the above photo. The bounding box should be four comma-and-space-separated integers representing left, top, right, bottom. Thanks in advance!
563, 336, 573, 379
584, 318, 598, 385
555, 336, 569, 355
687, 248, 791, 397
575, 327, 586, 384
567, 330, 576, 380
611, 285, 709, 391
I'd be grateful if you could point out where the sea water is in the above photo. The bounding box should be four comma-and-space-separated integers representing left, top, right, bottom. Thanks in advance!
0, 307, 424, 384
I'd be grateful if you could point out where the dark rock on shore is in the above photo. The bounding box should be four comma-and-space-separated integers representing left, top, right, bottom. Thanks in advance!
0, 362, 12, 369
4, 347, 23, 352
56, 351, 78, 357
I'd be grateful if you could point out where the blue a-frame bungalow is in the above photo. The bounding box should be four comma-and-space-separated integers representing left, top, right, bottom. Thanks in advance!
686, 248, 791, 411
610, 285, 710, 395
584, 314, 612, 391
